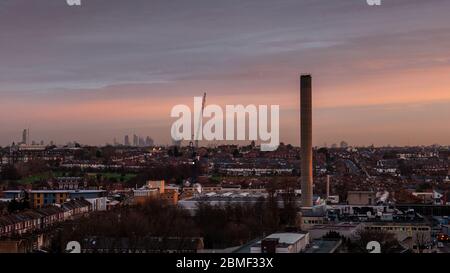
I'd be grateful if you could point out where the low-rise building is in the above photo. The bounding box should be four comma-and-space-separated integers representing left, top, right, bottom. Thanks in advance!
3, 190, 106, 208
60, 199, 92, 219
308, 223, 361, 240
347, 191, 376, 205
0, 240, 33, 253
161, 189, 179, 205
297, 210, 326, 231
132, 188, 159, 205
442, 225, 450, 236
178, 190, 278, 214
0, 199, 92, 238
146, 180, 165, 193
52, 177, 87, 190
250, 233, 310, 253
363, 222, 432, 252
411, 192, 434, 204
304, 239, 342, 253
86, 197, 108, 211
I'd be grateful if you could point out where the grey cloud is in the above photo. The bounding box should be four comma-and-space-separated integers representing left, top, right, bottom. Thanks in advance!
2, 0, 449, 93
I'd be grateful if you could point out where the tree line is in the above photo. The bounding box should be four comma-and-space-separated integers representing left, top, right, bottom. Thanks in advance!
53, 195, 298, 252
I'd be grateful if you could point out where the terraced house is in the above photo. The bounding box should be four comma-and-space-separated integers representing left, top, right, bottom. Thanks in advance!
0, 199, 91, 238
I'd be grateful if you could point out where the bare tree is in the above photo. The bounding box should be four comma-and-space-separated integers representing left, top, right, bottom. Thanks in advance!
414, 232, 429, 253
351, 228, 400, 253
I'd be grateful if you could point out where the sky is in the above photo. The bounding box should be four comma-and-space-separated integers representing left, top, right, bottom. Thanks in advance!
0, 0, 450, 147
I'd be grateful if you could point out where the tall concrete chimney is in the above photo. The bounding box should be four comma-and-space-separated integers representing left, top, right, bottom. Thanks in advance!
326, 175, 330, 199
300, 75, 313, 207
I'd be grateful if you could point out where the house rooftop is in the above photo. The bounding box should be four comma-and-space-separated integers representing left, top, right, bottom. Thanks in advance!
264, 233, 306, 245
305, 239, 342, 253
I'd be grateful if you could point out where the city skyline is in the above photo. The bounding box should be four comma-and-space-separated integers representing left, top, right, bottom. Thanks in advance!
4, 126, 448, 148
1, 0, 450, 146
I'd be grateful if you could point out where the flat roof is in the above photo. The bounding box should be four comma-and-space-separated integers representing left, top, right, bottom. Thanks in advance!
3, 190, 106, 193
347, 191, 375, 194
265, 233, 306, 245
310, 223, 360, 230
133, 188, 158, 192
365, 222, 430, 227
232, 238, 261, 253
305, 239, 342, 253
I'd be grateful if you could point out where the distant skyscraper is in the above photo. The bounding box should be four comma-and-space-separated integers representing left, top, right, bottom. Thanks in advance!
300, 75, 313, 208
22, 129, 28, 145
145, 136, 154, 147
139, 137, 145, 147
133, 134, 138, 146
340, 141, 349, 149
124, 135, 130, 146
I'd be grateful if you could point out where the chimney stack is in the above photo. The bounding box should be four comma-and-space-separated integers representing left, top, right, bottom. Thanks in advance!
326, 175, 330, 199
300, 75, 313, 207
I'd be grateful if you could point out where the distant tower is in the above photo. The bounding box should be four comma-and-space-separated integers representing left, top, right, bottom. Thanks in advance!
133, 134, 138, 146
195, 92, 206, 149
300, 75, 313, 207
145, 136, 154, 147
124, 135, 130, 146
22, 129, 28, 145
139, 137, 145, 147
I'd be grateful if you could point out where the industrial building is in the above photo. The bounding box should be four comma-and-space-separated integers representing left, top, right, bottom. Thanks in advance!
250, 233, 310, 253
